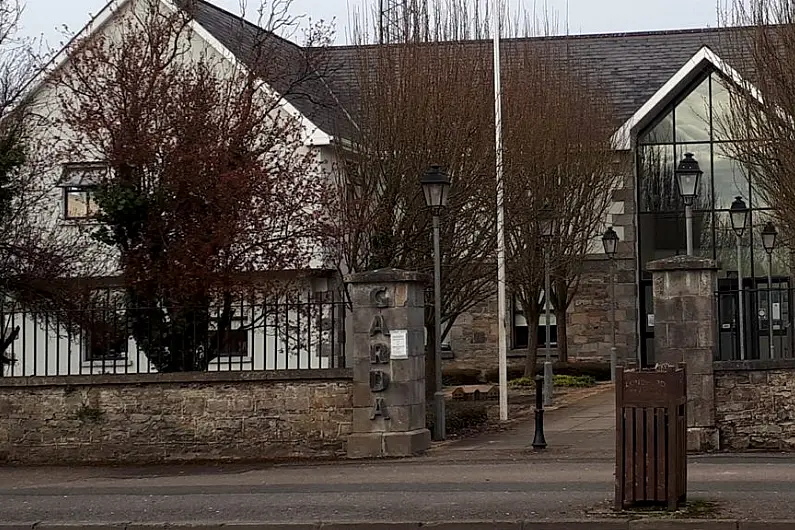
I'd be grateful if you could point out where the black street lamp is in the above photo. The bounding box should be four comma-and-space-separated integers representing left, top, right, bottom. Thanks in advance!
421, 165, 451, 213
602, 227, 619, 381
730, 196, 749, 237
762, 221, 779, 359
730, 196, 749, 360
762, 221, 778, 254
421, 164, 450, 441
675, 153, 703, 255
538, 202, 554, 406
602, 226, 619, 257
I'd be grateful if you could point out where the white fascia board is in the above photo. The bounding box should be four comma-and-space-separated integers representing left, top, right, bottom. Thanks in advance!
20, 0, 332, 147
611, 45, 756, 150
159, 0, 332, 147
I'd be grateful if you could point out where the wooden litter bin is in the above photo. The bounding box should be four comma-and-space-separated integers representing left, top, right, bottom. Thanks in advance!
615, 364, 687, 511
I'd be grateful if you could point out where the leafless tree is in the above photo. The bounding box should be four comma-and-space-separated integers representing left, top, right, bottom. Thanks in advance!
502, 41, 619, 370
334, 0, 497, 392
717, 0, 795, 262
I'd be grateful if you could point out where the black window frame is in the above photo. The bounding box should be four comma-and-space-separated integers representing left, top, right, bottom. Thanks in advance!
511, 293, 558, 350
208, 312, 250, 358
60, 163, 106, 221
63, 185, 99, 220
81, 288, 128, 363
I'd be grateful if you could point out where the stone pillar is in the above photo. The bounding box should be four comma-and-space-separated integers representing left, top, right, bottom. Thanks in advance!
345, 268, 431, 458
647, 255, 719, 452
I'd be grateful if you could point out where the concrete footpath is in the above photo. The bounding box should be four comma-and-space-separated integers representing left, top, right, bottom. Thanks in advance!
430, 383, 616, 461
4, 387, 795, 528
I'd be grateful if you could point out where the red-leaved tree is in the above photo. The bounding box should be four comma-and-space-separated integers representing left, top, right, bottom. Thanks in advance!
47, 0, 334, 371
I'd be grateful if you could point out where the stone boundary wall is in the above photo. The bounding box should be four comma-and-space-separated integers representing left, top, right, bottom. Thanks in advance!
715, 360, 795, 451
0, 369, 353, 465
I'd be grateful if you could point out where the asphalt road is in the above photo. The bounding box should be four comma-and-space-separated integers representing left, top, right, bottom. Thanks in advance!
4, 456, 795, 524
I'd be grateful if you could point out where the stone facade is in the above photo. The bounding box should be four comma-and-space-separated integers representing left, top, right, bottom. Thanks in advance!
445, 161, 638, 373
715, 360, 795, 451
0, 370, 352, 465
445, 255, 637, 371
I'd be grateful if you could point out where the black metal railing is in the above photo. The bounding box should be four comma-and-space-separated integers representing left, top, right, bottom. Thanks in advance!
0, 290, 346, 377
715, 286, 794, 361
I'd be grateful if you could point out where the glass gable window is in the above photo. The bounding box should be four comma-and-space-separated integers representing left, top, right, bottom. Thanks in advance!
637, 71, 770, 279
673, 76, 711, 143
637, 70, 781, 364
65, 187, 99, 219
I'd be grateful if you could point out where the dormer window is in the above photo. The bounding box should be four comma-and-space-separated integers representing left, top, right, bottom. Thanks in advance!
59, 163, 107, 220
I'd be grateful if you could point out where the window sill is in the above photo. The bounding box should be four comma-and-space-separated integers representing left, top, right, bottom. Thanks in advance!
63, 218, 100, 227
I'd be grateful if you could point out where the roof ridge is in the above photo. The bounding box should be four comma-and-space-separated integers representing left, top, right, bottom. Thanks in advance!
321, 24, 756, 50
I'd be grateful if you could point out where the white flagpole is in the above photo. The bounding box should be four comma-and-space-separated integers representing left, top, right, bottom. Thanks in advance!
492, 0, 508, 422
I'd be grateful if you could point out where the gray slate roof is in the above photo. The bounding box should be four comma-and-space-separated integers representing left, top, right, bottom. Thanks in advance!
187, 0, 355, 139
189, 0, 754, 141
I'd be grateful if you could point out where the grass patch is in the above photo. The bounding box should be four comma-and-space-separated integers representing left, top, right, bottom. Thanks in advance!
555, 374, 596, 387
589, 499, 723, 520
508, 376, 535, 388
508, 374, 596, 388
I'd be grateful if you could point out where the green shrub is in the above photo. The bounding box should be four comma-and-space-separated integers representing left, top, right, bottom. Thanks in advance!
508, 376, 535, 387
554, 374, 597, 387
426, 401, 489, 435
508, 374, 596, 388
442, 367, 482, 386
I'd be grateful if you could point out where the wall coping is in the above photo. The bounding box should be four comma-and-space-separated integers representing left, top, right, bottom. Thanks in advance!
0, 368, 353, 388
647, 255, 720, 272
345, 268, 430, 285
714, 359, 795, 372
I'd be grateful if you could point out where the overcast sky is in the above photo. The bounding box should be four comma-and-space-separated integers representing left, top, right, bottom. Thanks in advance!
18, 0, 726, 49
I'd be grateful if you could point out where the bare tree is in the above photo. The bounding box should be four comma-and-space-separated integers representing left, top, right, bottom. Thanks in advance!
717, 0, 795, 258
336, 0, 620, 384
45, 0, 335, 371
502, 41, 618, 371
334, 0, 497, 393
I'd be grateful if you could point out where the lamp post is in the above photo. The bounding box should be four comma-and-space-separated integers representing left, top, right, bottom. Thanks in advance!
602, 226, 619, 381
730, 196, 749, 361
676, 153, 703, 256
539, 202, 554, 407
762, 221, 778, 359
422, 164, 451, 441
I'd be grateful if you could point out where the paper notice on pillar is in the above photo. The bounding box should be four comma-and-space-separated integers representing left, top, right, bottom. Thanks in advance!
647, 314, 655, 327
774, 303, 782, 320
390, 329, 409, 359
